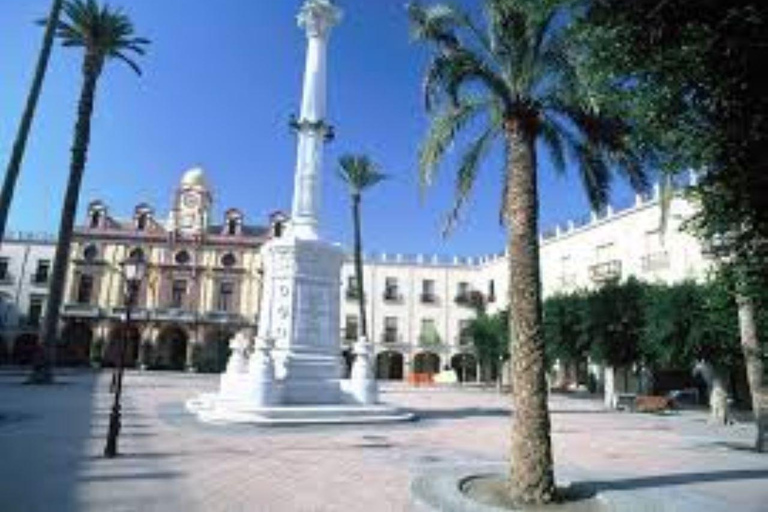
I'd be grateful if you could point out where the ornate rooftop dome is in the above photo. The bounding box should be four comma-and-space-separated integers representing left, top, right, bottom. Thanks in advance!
181, 167, 208, 189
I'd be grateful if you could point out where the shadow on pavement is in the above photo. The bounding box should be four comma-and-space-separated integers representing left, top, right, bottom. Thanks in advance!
586, 468, 768, 491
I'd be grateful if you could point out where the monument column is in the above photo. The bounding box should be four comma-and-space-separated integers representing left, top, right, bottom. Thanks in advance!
255, 0, 345, 404
290, 0, 341, 241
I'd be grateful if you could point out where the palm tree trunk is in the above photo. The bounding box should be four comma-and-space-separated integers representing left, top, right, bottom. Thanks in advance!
0, 0, 64, 245
352, 194, 368, 339
504, 119, 555, 504
29, 53, 104, 384
736, 293, 766, 451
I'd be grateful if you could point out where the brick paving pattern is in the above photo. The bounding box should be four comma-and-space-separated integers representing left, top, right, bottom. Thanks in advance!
1, 370, 767, 511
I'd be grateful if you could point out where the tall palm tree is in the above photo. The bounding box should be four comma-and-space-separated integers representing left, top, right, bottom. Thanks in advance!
0, 0, 64, 245
337, 155, 387, 342
30, 0, 148, 383
407, 1, 648, 504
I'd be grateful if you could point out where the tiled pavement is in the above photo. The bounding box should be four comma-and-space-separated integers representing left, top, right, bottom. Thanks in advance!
0, 370, 766, 511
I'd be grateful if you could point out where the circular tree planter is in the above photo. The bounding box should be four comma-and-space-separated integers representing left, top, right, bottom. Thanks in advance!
411, 466, 597, 512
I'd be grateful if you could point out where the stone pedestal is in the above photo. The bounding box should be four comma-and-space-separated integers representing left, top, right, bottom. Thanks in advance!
346, 338, 378, 405
257, 236, 344, 404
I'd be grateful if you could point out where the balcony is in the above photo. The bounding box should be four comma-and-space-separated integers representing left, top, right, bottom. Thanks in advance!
345, 289, 364, 302
381, 330, 401, 344
641, 251, 670, 272
204, 311, 245, 324
30, 274, 49, 287
589, 260, 622, 283
342, 328, 359, 343
109, 306, 150, 321
457, 334, 474, 347
382, 290, 403, 304
61, 303, 102, 318
153, 308, 197, 323
420, 293, 439, 305
418, 330, 442, 347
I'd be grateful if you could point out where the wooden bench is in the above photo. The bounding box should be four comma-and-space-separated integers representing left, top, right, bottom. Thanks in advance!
635, 395, 673, 413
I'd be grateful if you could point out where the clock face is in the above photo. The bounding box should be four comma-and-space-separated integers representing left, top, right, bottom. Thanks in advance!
182, 193, 200, 208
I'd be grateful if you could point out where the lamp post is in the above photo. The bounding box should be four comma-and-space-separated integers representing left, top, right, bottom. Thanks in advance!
104, 255, 147, 458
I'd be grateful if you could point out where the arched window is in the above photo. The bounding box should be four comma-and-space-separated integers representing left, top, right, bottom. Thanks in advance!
175, 250, 191, 266
227, 218, 238, 236
83, 245, 98, 263
128, 247, 146, 262
221, 253, 236, 268
273, 221, 284, 238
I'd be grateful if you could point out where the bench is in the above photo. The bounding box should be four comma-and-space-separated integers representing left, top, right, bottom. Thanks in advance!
613, 393, 637, 411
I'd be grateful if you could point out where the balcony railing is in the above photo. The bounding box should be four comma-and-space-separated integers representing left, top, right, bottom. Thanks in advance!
345, 289, 364, 302
420, 293, 439, 305
588, 260, 622, 283
153, 308, 197, 322
641, 251, 670, 272
381, 330, 401, 344
418, 331, 441, 347
382, 290, 403, 304
109, 306, 150, 321
204, 311, 244, 324
61, 303, 102, 318
30, 274, 49, 286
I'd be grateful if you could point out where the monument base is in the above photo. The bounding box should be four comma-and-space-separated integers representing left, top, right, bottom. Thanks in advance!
186, 386, 413, 426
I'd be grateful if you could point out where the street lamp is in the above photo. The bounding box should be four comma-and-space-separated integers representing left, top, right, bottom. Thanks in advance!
104, 255, 147, 458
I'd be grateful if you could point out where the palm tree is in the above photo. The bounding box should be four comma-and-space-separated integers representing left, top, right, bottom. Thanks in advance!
0, 0, 65, 245
337, 155, 387, 342
407, 1, 649, 504
30, 0, 148, 383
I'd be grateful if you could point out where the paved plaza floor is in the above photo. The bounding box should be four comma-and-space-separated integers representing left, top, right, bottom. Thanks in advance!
0, 370, 767, 511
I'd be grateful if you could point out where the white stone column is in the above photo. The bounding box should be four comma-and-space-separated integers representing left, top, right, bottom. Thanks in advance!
290, 0, 342, 241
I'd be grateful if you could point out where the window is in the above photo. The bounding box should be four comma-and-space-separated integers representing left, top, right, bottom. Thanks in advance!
384, 277, 399, 301
273, 221, 284, 238
384, 316, 398, 342
227, 218, 238, 236
344, 315, 359, 340
28, 296, 44, 327
171, 280, 187, 308
0, 258, 9, 282
221, 253, 237, 268
457, 282, 469, 297
346, 275, 360, 300
175, 250, 191, 266
217, 281, 235, 312
488, 280, 496, 302
459, 319, 472, 345
136, 213, 148, 231
90, 210, 101, 228
76, 274, 94, 304
33, 260, 50, 285
128, 247, 145, 262
83, 245, 98, 262
419, 318, 439, 345
421, 279, 436, 303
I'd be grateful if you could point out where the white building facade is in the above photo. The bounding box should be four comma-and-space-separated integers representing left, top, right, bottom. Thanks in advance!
0, 173, 710, 380
341, 185, 711, 382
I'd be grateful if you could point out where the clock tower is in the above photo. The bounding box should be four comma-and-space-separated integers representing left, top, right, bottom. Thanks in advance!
172, 167, 212, 236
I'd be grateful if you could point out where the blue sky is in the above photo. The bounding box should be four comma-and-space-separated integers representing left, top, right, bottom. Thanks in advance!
0, 0, 640, 257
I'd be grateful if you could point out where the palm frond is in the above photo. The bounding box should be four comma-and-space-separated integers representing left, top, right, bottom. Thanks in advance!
338, 154, 388, 195
444, 126, 498, 235
538, 120, 567, 176
419, 98, 491, 190
57, 0, 149, 72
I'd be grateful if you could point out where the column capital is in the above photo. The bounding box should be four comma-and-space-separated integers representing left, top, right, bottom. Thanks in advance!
298, 0, 342, 38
